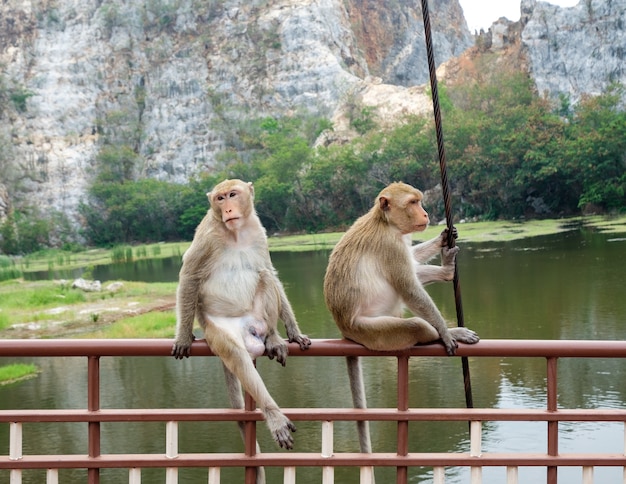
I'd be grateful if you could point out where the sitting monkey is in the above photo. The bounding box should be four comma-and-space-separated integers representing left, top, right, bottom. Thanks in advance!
172, 179, 311, 482
323, 181, 479, 472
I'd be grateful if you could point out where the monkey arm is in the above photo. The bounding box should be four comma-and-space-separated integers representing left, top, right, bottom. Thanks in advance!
413, 227, 459, 285
275, 280, 312, 351
411, 236, 445, 263
415, 246, 459, 285
257, 264, 311, 351
172, 274, 199, 359
172, 242, 210, 359
411, 227, 458, 263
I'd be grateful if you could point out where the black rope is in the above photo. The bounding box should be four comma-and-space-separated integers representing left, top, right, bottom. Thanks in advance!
420, 0, 474, 409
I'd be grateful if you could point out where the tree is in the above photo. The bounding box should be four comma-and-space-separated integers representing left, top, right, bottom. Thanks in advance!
563, 84, 626, 212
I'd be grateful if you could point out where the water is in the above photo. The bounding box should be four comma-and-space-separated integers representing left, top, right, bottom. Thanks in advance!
2, 229, 626, 483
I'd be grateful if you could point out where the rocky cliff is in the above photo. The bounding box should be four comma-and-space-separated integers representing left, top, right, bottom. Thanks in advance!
1, 0, 625, 232
0, 0, 470, 225
521, 0, 626, 104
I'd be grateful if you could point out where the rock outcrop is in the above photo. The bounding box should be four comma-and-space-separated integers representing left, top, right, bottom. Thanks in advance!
0, 0, 470, 227
521, 0, 626, 103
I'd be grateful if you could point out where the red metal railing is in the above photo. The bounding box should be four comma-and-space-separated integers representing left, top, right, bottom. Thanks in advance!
1, 339, 626, 484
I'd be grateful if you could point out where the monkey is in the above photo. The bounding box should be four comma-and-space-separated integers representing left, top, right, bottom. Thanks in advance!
323, 181, 479, 466
172, 179, 311, 468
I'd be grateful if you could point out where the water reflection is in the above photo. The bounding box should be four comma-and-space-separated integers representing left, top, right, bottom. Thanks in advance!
2, 230, 626, 483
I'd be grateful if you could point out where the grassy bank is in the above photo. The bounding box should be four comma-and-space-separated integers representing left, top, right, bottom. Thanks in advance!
0, 279, 177, 334
0, 363, 39, 385
5, 215, 626, 276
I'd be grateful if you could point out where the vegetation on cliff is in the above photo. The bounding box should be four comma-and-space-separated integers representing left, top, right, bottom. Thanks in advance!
1, 73, 625, 254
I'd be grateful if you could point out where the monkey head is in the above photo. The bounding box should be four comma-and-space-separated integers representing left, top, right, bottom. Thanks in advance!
207, 179, 255, 230
377, 182, 430, 235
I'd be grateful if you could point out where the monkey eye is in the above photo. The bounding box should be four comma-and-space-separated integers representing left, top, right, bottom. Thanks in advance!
216, 191, 238, 202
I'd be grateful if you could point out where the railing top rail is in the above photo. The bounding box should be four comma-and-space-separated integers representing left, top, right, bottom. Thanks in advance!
2, 407, 626, 423
1, 338, 626, 358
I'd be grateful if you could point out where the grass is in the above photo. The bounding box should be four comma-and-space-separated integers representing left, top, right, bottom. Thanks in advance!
0, 363, 39, 385
0, 280, 177, 331
78, 311, 176, 339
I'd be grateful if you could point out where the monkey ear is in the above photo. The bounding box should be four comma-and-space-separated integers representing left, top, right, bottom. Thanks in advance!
379, 196, 391, 211
205, 191, 212, 201
247, 182, 255, 198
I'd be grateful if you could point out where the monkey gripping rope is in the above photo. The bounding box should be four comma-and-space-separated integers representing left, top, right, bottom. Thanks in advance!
420, 0, 474, 409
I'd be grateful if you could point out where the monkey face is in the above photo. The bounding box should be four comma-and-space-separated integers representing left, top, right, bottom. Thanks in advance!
207, 179, 254, 230
407, 199, 429, 233
378, 183, 429, 234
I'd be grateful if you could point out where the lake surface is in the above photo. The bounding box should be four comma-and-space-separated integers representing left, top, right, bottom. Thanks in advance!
2, 228, 626, 483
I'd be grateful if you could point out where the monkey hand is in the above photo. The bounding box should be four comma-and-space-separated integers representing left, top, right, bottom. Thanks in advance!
289, 333, 312, 351
266, 337, 289, 367
440, 331, 459, 356
439, 226, 458, 247
441, 245, 459, 268
171, 334, 195, 359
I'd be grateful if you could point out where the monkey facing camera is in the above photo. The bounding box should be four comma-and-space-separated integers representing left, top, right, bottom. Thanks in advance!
172, 179, 311, 480
323, 181, 479, 464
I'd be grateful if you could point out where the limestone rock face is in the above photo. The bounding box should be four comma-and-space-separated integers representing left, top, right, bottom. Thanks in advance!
2, 0, 625, 233
521, 0, 626, 103
0, 0, 470, 226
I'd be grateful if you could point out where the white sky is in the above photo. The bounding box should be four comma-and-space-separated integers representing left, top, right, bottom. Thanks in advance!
459, 0, 580, 32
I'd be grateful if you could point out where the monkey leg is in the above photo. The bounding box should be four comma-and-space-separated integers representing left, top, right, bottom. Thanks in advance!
346, 315, 441, 352
222, 364, 266, 484
206, 327, 296, 449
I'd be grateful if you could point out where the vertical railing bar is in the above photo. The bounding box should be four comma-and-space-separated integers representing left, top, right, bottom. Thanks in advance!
506, 466, 518, 484
208, 467, 221, 484
244, 387, 258, 484
88, 356, 100, 484
9, 421, 22, 484
546, 357, 558, 484
46, 469, 59, 484
360, 466, 375, 484
433, 466, 445, 484
321, 420, 334, 484
165, 421, 178, 484
470, 421, 482, 484
284, 466, 296, 484
582, 466, 593, 484
129, 467, 141, 484
396, 355, 409, 484
10, 469, 21, 484
623, 422, 626, 484
9, 422, 22, 460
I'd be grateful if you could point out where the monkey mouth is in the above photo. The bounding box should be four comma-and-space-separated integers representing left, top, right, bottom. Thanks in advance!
224, 217, 240, 223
